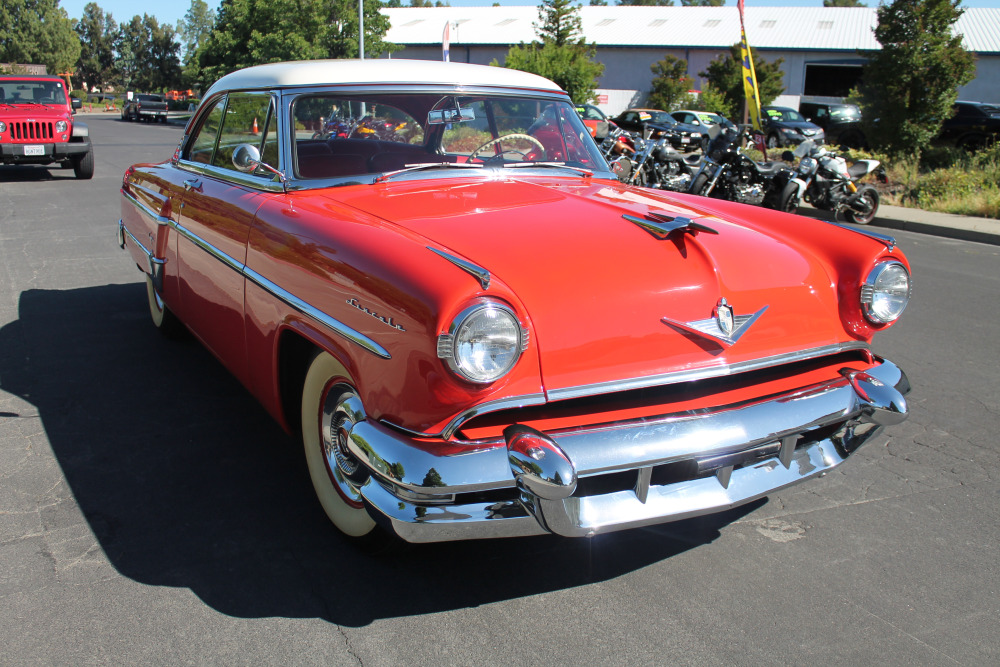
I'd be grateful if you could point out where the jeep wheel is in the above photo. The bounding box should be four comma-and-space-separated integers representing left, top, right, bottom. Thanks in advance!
73, 149, 94, 179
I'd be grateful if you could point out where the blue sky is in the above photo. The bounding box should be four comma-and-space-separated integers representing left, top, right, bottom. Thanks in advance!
59, 0, 1000, 29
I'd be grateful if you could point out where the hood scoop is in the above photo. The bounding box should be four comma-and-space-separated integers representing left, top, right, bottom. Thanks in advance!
624, 211, 719, 240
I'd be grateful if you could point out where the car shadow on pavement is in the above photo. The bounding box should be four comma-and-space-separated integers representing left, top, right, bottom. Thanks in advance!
0, 284, 760, 626
0, 165, 76, 181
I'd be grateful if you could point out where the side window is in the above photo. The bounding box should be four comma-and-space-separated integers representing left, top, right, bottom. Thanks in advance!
185, 97, 225, 164
211, 92, 275, 173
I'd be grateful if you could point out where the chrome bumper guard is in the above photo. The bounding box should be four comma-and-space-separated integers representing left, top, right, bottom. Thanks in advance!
348, 359, 909, 543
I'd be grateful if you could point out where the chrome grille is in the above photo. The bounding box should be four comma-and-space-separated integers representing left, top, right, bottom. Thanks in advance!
10, 121, 54, 141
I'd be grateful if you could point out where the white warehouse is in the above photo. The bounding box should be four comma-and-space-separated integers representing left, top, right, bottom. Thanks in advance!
380, 6, 1000, 114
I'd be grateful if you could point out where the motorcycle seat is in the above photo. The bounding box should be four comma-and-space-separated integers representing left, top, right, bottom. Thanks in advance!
756, 162, 787, 176
847, 162, 870, 179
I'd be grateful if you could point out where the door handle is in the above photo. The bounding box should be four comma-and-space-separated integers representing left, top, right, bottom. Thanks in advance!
183, 178, 202, 192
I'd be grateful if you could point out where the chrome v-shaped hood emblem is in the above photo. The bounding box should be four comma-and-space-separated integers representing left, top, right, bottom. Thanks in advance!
663, 298, 768, 347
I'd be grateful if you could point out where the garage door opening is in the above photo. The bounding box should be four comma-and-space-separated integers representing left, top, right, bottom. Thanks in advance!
804, 64, 864, 98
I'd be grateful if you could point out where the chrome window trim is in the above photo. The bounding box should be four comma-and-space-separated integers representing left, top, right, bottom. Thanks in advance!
175, 159, 287, 193
120, 189, 390, 359
383, 341, 874, 439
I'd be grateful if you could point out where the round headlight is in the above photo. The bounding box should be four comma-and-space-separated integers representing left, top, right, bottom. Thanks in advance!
861, 261, 911, 324
55, 121, 68, 133
0, 121, 6, 133
439, 302, 525, 383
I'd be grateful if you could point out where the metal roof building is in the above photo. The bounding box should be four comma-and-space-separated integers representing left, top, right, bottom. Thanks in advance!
381, 6, 1000, 113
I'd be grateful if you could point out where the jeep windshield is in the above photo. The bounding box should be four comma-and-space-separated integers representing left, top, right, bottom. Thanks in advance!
0, 79, 68, 106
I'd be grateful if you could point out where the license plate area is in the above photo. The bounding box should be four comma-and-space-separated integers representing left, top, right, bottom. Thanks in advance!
24, 145, 45, 156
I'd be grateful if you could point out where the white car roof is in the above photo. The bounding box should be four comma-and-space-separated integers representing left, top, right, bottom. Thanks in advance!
204, 59, 565, 99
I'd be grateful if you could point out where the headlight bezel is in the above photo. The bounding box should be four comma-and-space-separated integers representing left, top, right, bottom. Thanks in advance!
861, 260, 911, 324
437, 300, 528, 384
0, 121, 6, 133
55, 120, 69, 133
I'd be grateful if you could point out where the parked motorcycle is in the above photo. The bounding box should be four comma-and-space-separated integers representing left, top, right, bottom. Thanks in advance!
780, 139, 881, 224
689, 124, 796, 210
599, 125, 696, 191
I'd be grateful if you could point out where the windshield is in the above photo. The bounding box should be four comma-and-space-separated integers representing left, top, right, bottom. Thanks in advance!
829, 105, 861, 120
766, 108, 806, 123
0, 79, 68, 106
292, 92, 607, 180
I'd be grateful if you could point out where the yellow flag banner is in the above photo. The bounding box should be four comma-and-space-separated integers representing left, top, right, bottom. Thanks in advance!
740, 25, 763, 132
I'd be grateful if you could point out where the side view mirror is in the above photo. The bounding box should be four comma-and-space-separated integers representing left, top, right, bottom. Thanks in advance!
71, 97, 82, 113
232, 143, 262, 172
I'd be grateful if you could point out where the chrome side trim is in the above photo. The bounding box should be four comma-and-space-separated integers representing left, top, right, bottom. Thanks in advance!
173, 220, 245, 274
426, 246, 491, 289
121, 188, 390, 359
244, 267, 391, 360
118, 219, 165, 291
121, 188, 171, 226
545, 342, 872, 402
830, 222, 896, 252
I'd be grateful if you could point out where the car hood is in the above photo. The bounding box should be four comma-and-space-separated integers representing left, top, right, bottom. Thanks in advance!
771, 120, 822, 133
328, 176, 853, 395
648, 120, 702, 135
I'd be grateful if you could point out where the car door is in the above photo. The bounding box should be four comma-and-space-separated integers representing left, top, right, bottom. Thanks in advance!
172, 91, 280, 383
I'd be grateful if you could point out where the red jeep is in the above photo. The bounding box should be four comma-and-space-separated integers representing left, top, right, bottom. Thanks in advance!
0, 74, 94, 179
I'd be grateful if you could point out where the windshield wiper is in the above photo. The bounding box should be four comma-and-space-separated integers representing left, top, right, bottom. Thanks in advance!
373, 162, 483, 183
504, 161, 593, 177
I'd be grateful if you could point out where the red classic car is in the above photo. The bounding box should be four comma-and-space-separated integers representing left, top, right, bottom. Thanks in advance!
118, 60, 911, 546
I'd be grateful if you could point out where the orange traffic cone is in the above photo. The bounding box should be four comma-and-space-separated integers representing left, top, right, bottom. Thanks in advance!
252, 117, 259, 134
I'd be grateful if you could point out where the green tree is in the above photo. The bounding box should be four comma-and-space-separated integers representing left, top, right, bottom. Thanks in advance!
699, 43, 784, 122
197, 0, 399, 89
647, 54, 691, 111
856, 0, 975, 157
534, 0, 582, 46
682, 0, 724, 6
492, 0, 604, 104
824, 0, 866, 6
616, 0, 674, 6
0, 0, 81, 74
74, 3, 118, 91
116, 15, 182, 92
178, 0, 216, 86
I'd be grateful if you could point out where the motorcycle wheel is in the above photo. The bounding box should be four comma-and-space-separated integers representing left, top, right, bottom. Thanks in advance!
845, 186, 880, 225
690, 173, 711, 196
779, 181, 800, 214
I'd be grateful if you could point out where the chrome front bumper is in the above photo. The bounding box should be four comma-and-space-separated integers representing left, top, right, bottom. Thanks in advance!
347, 359, 909, 543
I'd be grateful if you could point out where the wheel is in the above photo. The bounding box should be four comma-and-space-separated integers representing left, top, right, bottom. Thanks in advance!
767, 134, 780, 149
72, 148, 94, 179
778, 181, 800, 213
844, 186, 880, 225
301, 352, 385, 540
145, 274, 185, 337
690, 173, 711, 196
469, 133, 546, 162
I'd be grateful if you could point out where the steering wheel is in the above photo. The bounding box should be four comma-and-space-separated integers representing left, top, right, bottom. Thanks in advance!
469, 133, 546, 162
